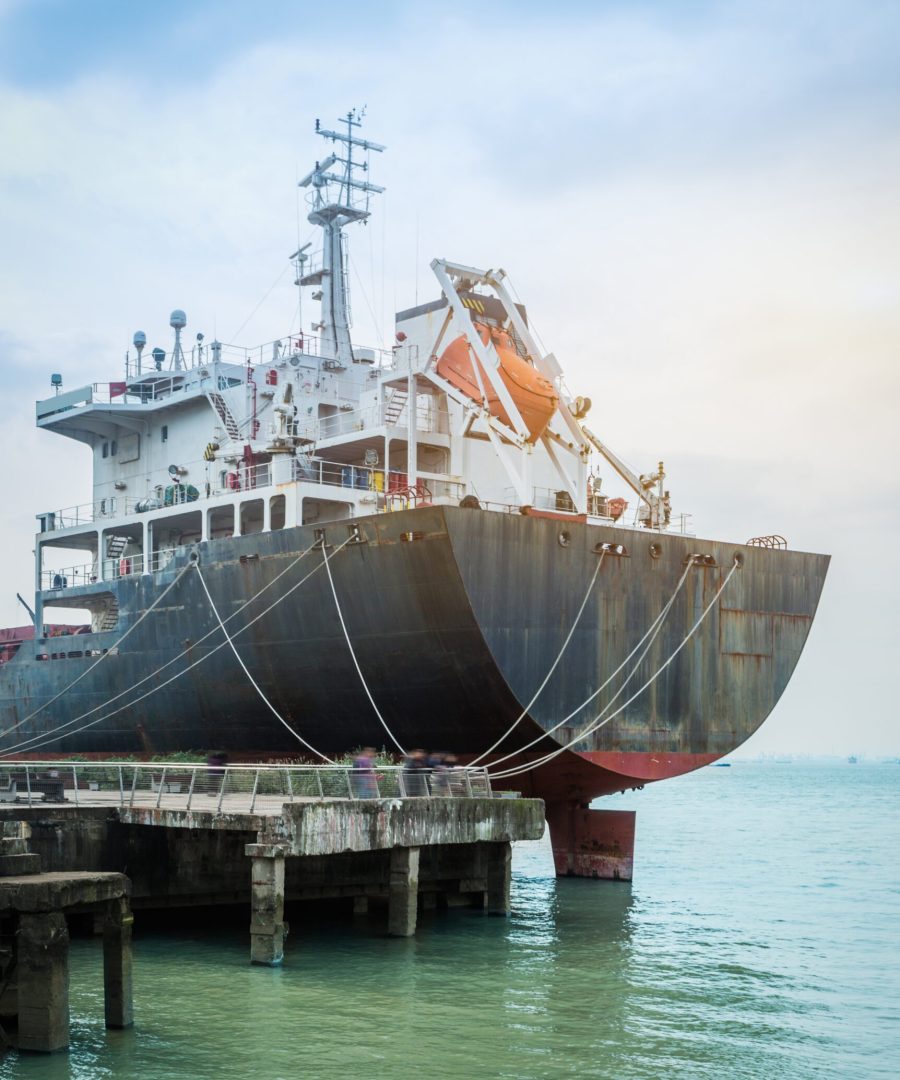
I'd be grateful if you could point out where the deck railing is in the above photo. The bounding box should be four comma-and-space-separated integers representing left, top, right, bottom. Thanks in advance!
0, 762, 493, 812
42, 549, 188, 589
109, 334, 403, 385
37, 446, 458, 534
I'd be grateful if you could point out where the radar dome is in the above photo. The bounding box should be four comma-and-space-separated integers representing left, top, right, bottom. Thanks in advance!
169, 309, 187, 330
133, 331, 146, 349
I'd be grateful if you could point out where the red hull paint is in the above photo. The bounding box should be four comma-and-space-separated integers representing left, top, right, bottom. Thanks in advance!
482, 749, 720, 879
546, 804, 635, 880
580, 750, 721, 783
468, 748, 721, 805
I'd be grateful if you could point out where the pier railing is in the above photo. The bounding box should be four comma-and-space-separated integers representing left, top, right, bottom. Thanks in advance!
0, 762, 493, 813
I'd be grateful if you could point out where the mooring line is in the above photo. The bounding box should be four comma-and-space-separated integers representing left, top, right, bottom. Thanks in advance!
486, 557, 695, 771
195, 562, 334, 762
490, 558, 741, 780
468, 550, 606, 766
0, 539, 344, 757
321, 542, 407, 755
0, 560, 194, 743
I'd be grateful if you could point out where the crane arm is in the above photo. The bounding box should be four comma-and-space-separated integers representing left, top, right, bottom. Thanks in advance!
581, 425, 669, 528
581, 426, 650, 507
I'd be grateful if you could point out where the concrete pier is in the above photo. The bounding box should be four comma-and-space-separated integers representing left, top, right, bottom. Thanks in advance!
9, 794, 544, 966
0, 869, 132, 1052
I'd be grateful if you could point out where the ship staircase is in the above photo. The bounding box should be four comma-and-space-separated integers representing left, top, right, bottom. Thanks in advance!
206, 392, 242, 442
106, 535, 129, 564
383, 387, 409, 426
97, 597, 119, 633
508, 322, 531, 360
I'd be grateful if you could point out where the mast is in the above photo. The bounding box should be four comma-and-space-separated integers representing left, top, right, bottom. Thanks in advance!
297, 109, 385, 364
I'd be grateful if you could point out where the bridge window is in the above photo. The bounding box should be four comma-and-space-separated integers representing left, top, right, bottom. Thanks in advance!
208, 504, 234, 540
240, 499, 264, 536
270, 494, 286, 531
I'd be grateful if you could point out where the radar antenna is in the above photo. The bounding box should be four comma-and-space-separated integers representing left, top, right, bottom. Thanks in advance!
169, 309, 187, 371
297, 110, 385, 364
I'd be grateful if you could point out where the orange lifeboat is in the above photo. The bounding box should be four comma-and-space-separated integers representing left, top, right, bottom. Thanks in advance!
436, 322, 558, 443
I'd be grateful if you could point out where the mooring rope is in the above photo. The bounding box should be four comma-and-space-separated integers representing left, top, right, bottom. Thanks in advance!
0, 560, 195, 743
0, 539, 343, 757
490, 557, 741, 780
321, 541, 407, 754
467, 550, 606, 766
485, 557, 695, 771
195, 561, 334, 762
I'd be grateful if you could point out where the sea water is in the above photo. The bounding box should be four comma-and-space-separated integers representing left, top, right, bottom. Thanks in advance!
1, 760, 897, 1079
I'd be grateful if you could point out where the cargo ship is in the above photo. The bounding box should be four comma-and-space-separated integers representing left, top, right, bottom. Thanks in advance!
0, 113, 829, 876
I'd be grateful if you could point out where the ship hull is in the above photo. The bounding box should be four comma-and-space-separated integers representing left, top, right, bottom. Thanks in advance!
0, 506, 829, 805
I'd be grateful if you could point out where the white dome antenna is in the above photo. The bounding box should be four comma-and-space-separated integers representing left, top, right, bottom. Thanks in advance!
133, 330, 146, 373
169, 309, 187, 370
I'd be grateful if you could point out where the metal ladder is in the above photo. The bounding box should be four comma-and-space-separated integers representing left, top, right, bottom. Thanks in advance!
508, 322, 530, 359
384, 388, 409, 426
206, 392, 242, 441
106, 535, 128, 561
99, 598, 119, 632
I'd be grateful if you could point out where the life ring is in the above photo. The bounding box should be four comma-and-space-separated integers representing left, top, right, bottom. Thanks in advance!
226, 472, 240, 491
119, 557, 131, 576
608, 497, 627, 520
302, 382, 312, 395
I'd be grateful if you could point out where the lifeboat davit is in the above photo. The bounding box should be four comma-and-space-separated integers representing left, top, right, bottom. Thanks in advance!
436, 322, 558, 443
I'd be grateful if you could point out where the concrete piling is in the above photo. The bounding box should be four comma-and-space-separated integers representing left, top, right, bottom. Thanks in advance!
102, 897, 134, 1029
486, 841, 512, 916
17, 911, 70, 1053
247, 845, 287, 966
388, 846, 419, 937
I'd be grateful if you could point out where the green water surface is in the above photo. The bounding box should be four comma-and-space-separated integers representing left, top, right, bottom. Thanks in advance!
1, 761, 897, 1079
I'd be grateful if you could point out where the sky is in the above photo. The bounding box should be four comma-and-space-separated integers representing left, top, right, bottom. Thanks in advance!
0, 0, 898, 756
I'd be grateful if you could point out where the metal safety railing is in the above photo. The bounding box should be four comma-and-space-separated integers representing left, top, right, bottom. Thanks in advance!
0, 762, 493, 813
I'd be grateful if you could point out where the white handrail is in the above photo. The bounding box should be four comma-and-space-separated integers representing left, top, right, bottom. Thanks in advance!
0, 761, 494, 810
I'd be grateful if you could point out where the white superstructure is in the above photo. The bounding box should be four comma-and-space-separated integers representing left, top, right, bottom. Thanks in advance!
32, 112, 683, 632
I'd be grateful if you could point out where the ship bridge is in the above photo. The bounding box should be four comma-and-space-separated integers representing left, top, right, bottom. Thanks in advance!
35, 363, 248, 445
